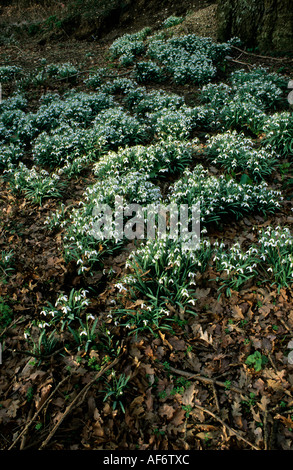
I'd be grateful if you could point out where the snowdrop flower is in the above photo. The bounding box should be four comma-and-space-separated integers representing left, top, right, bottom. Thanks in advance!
56, 295, 68, 304
61, 305, 71, 314
118, 281, 129, 292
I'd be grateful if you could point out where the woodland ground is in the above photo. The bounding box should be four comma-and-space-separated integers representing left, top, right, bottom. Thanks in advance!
0, 0, 293, 453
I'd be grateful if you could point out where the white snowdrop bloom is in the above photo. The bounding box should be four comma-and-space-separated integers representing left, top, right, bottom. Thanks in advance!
116, 283, 127, 292
61, 305, 71, 314
181, 288, 189, 297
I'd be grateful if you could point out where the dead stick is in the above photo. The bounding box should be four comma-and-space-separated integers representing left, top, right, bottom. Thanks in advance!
226, 57, 252, 69
267, 352, 278, 373
212, 382, 221, 414
20, 405, 34, 450
0, 317, 25, 339
263, 408, 269, 450
279, 318, 293, 335
231, 45, 291, 61
193, 403, 260, 450
165, 365, 249, 398
8, 375, 70, 450
38, 354, 122, 450
6, 346, 65, 359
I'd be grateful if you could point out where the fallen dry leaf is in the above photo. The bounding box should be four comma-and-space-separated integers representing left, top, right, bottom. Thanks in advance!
182, 383, 196, 406
158, 404, 175, 420
170, 408, 186, 427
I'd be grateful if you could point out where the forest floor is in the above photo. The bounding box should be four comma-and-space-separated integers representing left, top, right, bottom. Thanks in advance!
1, 0, 293, 453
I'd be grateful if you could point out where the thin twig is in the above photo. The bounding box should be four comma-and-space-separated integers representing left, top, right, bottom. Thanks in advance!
20, 405, 34, 450
6, 346, 65, 359
38, 352, 123, 450
263, 408, 269, 450
193, 403, 260, 450
212, 382, 221, 414
0, 317, 25, 339
164, 364, 249, 398
226, 57, 252, 69
279, 318, 293, 335
8, 375, 70, 450
270, 400, 293, 414
158, 330, 173, 351
231, 45, 292, 62
267, 352, 278, 373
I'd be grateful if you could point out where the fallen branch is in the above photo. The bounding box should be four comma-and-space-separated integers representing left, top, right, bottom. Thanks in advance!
263, 408, 269, 450
231, 45, 292, 62
164, 364, 249, 398
193, 403, 260, 450
20, 405, 34, 450
8, 375, 70, 450
0, 317, 26, 339
226, 57, 252, 69
6, 346, 65, 359
38, 352, 123, 450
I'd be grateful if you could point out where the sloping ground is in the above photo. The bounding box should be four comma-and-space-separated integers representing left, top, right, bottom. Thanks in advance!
0, 2, 293, 453
0, 0, 215, 44
0, 4, 218, 77
165, 4, 217, 40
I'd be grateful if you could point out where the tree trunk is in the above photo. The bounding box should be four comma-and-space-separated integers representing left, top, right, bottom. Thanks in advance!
216, 0, 293, 53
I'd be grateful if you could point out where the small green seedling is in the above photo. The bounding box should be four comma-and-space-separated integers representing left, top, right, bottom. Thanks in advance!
245, 350, 268, 372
